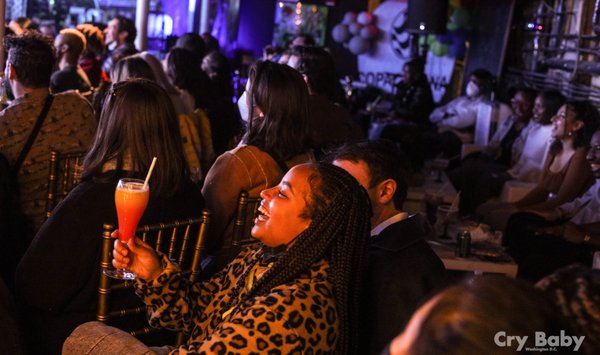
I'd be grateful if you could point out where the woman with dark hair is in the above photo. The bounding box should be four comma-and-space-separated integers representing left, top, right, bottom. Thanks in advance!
15, 79, 205, 354
92, 54, 156, 121
202, 60, 313, 269
505, 89, 565, 182
386, 276, 569, 354
200, 50, 243, 155
109, 54, 155, 83
64, 162, 371, 354
479, 99, 599, 231
166, 47, 211, 112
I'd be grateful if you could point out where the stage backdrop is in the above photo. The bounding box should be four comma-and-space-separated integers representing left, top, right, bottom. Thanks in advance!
356, 0, 455, 102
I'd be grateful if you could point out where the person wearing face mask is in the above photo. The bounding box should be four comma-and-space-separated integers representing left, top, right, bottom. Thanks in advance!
430, 69, 494, 129
425, 69, 495, 160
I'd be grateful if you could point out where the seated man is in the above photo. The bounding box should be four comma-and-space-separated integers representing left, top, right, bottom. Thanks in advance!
329, 139, 446, 355
0, 32, 96, 243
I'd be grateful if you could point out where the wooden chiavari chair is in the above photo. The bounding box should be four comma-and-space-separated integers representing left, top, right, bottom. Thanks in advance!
96, 210, 210, 345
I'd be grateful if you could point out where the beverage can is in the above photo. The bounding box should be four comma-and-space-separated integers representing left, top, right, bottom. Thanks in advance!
455, 230, 471, 258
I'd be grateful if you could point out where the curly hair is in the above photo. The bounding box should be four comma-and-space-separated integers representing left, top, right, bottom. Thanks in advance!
4, 31, 55, 88
536, 264, 600, 354
226, 163, 371, 354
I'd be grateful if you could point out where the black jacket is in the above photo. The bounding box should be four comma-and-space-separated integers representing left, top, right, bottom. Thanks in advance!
361, 213, 446, 355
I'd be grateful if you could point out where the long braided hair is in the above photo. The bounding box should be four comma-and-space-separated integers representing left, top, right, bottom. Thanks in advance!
243, 162, 370, 353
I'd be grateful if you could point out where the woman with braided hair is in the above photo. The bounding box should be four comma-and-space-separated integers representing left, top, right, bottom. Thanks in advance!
63, 162, 371, 354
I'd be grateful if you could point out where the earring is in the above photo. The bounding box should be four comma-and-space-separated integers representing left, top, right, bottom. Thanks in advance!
568, 131, 573, 137
258, 112, 265, 118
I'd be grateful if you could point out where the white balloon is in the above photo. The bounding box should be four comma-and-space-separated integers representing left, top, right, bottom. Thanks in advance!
343, 12, 357, 25
332, 24, 351, 43
349, 22, 363, 35
349, 36, 369, 55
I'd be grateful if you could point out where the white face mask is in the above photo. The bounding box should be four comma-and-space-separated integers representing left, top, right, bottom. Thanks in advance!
466, 81, 480, 98
237, 91, 249, 122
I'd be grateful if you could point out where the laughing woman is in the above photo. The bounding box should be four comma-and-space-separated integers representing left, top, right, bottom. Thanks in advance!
64, 162, 371, 354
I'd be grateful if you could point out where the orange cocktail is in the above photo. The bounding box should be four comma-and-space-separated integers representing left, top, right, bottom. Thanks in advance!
115, 178, 149, 242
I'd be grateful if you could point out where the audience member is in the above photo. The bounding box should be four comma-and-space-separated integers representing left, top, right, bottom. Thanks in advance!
201, 32, 220, 53
504, 129, 600, 281
506, 90, 565, 182
448, 87, 536, 215
174, 32, 206, 64
64, 162, 371, 354
427, 69, 494, 158
479, 100, 598, 231
390, 57, 434, 126
0, 32, 96, 242
202, 60, 314, 270
51, 28, 92, 94
386, 276, 569, 354
375, 58, 434, 170
536, 264, 600, 355
76, 23, 105, 88
329, 139, 445, 354
166, 47, 211, 113
109, 55, 155, 83
290, 33, 316, 48
102, 15, 138, 75
16, 79, 205, 355
200, 50, 244, 155
290, 46, 362, 154
139, 51, 189, 115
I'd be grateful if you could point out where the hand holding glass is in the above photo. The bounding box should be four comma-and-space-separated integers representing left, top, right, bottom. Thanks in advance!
104, 178, 149, 280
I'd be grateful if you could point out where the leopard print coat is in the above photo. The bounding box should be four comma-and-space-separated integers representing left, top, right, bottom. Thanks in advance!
135, 245, 338, 354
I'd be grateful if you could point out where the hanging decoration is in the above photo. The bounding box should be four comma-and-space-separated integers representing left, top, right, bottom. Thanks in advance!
425, 0, 472, 58
331, 11, 379, 55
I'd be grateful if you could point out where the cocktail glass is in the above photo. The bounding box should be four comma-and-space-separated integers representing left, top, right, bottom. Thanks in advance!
103, 178, 149, 280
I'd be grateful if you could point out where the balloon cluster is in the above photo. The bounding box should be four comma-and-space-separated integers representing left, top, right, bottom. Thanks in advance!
425, 1, 471, 58
331, 11, 379, 55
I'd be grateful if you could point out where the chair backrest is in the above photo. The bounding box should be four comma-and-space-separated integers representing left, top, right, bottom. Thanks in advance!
227, 191, 261, 262
492, 102, 512, 137
179, 113, 204, 183
474, 102, 494, 146
45, 150, 85, 219
96, 210, 210, 345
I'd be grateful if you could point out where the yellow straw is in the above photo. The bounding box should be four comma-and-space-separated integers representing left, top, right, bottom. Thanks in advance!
144, 157, 157, 188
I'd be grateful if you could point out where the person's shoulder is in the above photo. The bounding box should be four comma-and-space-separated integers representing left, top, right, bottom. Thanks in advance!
53, 90, 94, 112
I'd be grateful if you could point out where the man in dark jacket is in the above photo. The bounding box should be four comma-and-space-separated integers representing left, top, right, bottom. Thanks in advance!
330, 139, 446, 355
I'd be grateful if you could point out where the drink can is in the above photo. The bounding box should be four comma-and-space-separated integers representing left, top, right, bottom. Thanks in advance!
455, 230, 471, 258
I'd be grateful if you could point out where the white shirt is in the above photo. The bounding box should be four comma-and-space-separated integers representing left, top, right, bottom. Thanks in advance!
429, 96, 483, 129
370, 212, 409, 237
507, 122, 553, 182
